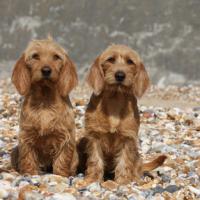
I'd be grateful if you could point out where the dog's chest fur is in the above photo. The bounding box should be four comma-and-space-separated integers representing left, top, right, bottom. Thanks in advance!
105, 95, 125, 133
21, 98, 74, 136
86, 92, 139, 137
32, 108, 62, 133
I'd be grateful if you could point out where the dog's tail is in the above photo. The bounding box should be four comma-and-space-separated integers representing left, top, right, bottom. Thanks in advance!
142, 155, 167, 172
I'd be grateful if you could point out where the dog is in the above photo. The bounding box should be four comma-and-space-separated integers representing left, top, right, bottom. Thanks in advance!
78, 44, 166, 184
11, 37, 78, 176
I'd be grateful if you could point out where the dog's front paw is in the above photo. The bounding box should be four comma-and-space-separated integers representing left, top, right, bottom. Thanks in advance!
75, 177, 102, 189
115, 175, 142, 185
115, 177, 131, 185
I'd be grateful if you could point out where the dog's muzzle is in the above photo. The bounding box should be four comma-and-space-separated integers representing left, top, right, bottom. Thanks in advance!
115, 71, 126, 82
41, 66, 52, 78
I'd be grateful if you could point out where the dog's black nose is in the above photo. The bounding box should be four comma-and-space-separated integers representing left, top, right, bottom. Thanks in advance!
41, 66, 51, 78
115, 71, 126, 82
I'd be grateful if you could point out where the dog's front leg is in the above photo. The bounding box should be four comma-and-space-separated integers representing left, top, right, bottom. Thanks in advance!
85, 138, 104, 183
114, 138, 142, 184
53, 142, 78, 177
18, 143, 39, 175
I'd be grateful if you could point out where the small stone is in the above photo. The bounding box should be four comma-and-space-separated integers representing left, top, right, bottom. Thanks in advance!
188, 186, 200, 196
141, 179, 159, 189
31, 176, 41, 187
164, 185, 181, 193
74, 99, 86, 106
108, 193, 119, 200
18, 185, 38, 200
128, 193, 145, 200
143, 111, 154, 118
0, 105, 4, 114
68, 176, 74, 186
193, 107, 200, 112
48, 182, 67, 193
25, 191, 44, 200
0, 188, 9, 199
101, 180, 119, 190
119, 185, 129, 192
193, 118, 200, 129
81, 190, 91, 197
72, 177, 84, 186
128, 196, 137, 200
151, 143, 177, 153
1, 172, 15, 181
87, 182, 101, 192
64, 187, 77, 194
77, 173, 84, 178
141, 144, 151, 154
13, 176, 32, 187
48, 181, 57, 186
0, 140, 5, 148
152, 186, 164, 194
160, 174, 171, 183
50, 193, 76, 200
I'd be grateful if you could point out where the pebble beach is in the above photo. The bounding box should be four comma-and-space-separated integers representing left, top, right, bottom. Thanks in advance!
0, 78, 200, 200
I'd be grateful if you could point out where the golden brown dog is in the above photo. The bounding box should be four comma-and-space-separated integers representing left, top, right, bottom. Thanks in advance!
78, 44, 166, 184
11, 37, 78, 176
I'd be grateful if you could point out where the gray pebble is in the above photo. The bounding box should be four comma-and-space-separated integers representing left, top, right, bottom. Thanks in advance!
164, 185, 181, 193
12, 176, 32, 187
128, 196, 137, 200
152, 186, 164, 194
193, 107, 200, 112
161, 174, 171, 183
77, 173, 84, 178
87, 182, 102, 192
0, 140, 5, 148
68, 176, 74, 186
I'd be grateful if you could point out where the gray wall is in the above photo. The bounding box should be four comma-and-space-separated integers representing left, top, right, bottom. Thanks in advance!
0, 0, 199, 85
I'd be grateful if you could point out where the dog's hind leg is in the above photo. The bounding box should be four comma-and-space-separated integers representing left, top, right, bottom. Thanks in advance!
11, 145, 19, 172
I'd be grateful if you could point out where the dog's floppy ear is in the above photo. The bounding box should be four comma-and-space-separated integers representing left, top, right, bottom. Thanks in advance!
12, 54, 31, 96
58, 54, 78, 97
133, 62, 150, 98
87, 56, 104, 95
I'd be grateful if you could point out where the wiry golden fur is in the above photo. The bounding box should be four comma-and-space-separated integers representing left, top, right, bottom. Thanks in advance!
11, 37, 78, 176
78, 45, 166, 184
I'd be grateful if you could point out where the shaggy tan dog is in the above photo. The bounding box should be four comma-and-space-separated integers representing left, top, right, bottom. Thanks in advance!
11, 37, 78, 176
78, 44, 166, 184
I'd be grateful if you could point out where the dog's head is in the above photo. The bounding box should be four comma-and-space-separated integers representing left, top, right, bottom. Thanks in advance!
12, 37, 78, 97
87, 44, 150, 97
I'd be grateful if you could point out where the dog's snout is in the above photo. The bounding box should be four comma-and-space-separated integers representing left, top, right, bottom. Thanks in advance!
41, 66, 51, 78
115, 71, 126, 82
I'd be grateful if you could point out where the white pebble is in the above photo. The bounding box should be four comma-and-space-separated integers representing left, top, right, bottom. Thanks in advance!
51, 193, 76, 200
188, 186, 200, 196
87, 182, 102, 192
0, 188, 9, 198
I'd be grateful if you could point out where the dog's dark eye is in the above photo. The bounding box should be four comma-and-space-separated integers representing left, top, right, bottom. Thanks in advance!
53, 54, 61, 61
106, 57, 115, 64
32, 53, 40, 60
126, 58, 134, 65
